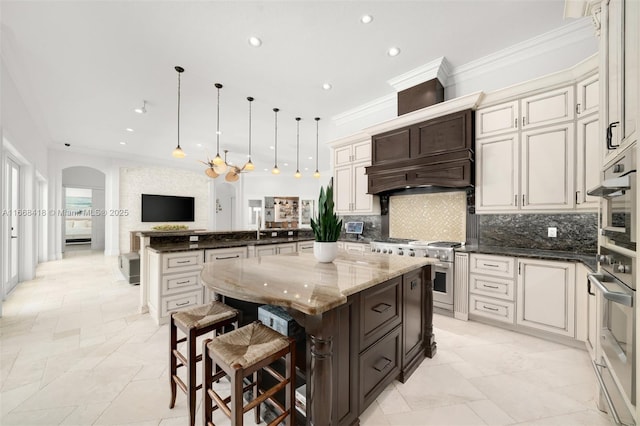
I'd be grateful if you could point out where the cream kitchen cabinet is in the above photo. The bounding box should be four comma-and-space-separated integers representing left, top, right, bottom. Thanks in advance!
204, 247, 248, 301
297, 240, 314, 253
475, 100, 519, 138
250, 242, 297, 257
331, 137, 377, 215
148, 250, 204, 325
576, 112, 600, 209
576, 73, 599, 117
602, 0, 638, 161
476, 122, 575, 212
516, 258, 576, 338
469, 254, 516, 324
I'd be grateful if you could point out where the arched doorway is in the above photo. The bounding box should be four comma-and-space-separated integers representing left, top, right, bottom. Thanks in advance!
62, 166, 106, 253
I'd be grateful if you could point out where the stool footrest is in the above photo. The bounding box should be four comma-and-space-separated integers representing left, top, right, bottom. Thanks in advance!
244, 377, 289, 413
268, 410, 290, 426
262, 364, 285, 383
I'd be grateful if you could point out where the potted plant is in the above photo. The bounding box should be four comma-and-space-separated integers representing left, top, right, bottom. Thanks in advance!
310, 178, 343, 263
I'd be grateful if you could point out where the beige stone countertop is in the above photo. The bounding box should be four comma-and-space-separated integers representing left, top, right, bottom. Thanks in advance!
147, 237, 314, 253
200, 250, 435, 316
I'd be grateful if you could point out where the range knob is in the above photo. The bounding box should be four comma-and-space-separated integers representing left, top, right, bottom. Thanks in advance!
375, 248, 381, 253
382, 249, 388, 254
423, 253, 429, 257
398, 250, 404, 256
617, 264, 630, 273
597, 255, 610, 264
409, 251, 415, 257
440, 254, 449, 261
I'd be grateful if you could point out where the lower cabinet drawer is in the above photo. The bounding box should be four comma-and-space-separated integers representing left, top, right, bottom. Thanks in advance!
469, 294, 515, 324
161, 291, 203, 317
360, 276, 402, 349
162, 271, 201, 295
469, 274, 515, 301
359, 325, 401, 410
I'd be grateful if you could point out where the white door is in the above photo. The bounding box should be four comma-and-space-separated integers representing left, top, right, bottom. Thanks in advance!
4, 158, 20, 294
475, 134, 519, 211
521, 123, 575, 210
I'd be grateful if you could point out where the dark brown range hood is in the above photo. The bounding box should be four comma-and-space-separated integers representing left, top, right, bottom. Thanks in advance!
366, 108, 475, 195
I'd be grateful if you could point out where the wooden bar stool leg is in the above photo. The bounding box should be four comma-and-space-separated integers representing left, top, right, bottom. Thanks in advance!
253, 370, 260, 424
187, 328, 197, 426
286, 340, 296, 426
202, 339, 213, 426
169, 317, 177, 409
232, 367, 245, 426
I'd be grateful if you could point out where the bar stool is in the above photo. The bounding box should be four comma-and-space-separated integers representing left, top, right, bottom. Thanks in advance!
169, 301, 240, 426
202, 321, 296, 426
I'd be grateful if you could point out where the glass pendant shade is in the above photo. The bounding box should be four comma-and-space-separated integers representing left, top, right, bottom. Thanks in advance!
213, 154, 225, 166
172, 146, 185, 158
295, 170, 302, 179
272, 165, 280, 175
213, 162, 227, 174
244, 159, 255, 171
313, 170, 321, 179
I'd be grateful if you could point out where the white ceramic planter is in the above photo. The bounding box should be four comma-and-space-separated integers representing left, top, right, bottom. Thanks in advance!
313, 241, 338, 263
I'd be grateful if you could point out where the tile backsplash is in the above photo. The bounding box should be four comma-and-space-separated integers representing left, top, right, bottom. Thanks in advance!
477, 213, 598, 254
389, 192, 466, 242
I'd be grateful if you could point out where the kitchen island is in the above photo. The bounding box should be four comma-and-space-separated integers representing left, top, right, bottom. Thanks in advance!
200, 250, 436, 425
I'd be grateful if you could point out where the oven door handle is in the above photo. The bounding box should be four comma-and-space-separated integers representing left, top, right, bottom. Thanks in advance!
592, 361, 628, 426
587, 273, 634, 307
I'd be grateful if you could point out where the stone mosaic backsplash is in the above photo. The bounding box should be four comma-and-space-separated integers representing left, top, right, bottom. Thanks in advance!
389, 192, 466, 242
477, 213, 598, 254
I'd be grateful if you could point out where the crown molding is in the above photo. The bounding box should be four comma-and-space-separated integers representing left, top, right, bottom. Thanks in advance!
447, 19, 595, 87
387, 56, 452, 91
332, 93, 396, 127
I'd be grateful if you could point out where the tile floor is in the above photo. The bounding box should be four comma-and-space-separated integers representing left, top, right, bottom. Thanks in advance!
0, 250, 612, 425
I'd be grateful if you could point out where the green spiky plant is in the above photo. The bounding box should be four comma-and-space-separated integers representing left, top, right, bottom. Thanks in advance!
310, 178, 343, 242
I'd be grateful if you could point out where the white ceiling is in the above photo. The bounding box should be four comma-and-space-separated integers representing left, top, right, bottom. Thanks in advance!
2, 0, 574, 176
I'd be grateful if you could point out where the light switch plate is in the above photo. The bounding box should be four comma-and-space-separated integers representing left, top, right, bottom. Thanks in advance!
189, 236, 198, 242
271, 232, 278, 237
288, 231, 293, 236
547, 227, 557, 238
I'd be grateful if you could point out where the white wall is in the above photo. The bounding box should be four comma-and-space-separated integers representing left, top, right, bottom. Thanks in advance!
119, 166, 210, 253
62, 166, 106, 250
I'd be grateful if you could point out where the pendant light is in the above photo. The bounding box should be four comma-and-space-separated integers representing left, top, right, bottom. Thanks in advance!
294, 117, 302, 178
313, 117, 321, 178
243, 97, 255, 171
271, 108, 280, 174
172, 66, 186, 158
212, 83, 227, 173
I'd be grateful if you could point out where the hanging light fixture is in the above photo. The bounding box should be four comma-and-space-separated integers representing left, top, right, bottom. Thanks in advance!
172, 66, 186, 158
294, 117, 302, 178
313, 117, 321, 178
243, 97, 255, 171
212, 83, 227, 173
223, 150, 240, 182
272, 108, 280, 174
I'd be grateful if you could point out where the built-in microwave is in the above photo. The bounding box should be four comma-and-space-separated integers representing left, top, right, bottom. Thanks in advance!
588, 146, 636, 252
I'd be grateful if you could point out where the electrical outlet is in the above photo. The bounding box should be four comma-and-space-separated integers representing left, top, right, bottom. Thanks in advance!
288, 231, 293, 236
547, 227, 557, 238
271, 232, 278, 237
189, 235, 198, 242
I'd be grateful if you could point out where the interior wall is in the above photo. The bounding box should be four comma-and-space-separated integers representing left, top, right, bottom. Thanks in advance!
62, 166, 106, 250
119, 166, 210, 253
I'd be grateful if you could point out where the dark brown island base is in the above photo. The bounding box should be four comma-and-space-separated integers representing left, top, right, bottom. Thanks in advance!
200, 250, 437, 425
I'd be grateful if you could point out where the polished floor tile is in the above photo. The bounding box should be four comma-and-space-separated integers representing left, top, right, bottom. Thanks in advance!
0, 250, 609, 425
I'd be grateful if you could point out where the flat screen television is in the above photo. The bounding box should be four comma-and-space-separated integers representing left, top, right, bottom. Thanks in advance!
141, 194, 195, 222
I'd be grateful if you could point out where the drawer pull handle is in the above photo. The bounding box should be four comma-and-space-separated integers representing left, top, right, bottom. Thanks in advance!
410, 280, 418, 290
482, 305, 499, 312
483, 284, 499, 289
216, 255, 240, 260
176, 260, 191, 264
372, 303, 392, 314
373, 357, 392, 372
483, 263, 499, 268
175, 301, 190, 307
176, 280, 191, 285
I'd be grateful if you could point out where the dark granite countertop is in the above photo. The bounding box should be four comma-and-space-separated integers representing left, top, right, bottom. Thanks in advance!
456, 245, 597, 271
147, 236, 315, 253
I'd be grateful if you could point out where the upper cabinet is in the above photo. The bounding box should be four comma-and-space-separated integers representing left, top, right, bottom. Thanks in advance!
602, 0, 638, 162
475, 69, 600, 213
331, 137, 378, 215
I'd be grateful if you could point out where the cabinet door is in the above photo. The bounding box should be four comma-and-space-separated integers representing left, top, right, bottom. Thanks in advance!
334, 166, 353, 214
622, 0, 638, 144
297, 241, 314, 252
254, 245, 277, 257
605, 0, 623, 153
335, 145, 353, 167
516, 259, 575, 337
276, 243, 296, 254
476, 100, 519, 138
353, 140, 372, 163
372, 128, 411, 165
576, 74, 599, 116
521, 123, 575, 210
402, 269, 424, 365
576, 115, 600, 209
521, 86, 575, 129
352, 163, 372, 213
475, 134, 519, 211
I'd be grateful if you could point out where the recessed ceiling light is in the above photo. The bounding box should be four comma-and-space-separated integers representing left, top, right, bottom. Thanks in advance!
269, 146, 275, 150
120, 141, 126, 145
126, 128, 134, 132
388, 47, 401, 57
264, 168, 268, 172
284, 163, 288, 166
304, 167, 309, 171
308, 156, 313, 160
248, 36, 262, 47
196, 143, 202, 147
322, 83, 332, 90
361, 14, 373, 24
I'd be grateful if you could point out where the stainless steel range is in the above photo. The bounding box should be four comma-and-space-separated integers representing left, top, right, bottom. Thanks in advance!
370, 239, 461, 311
